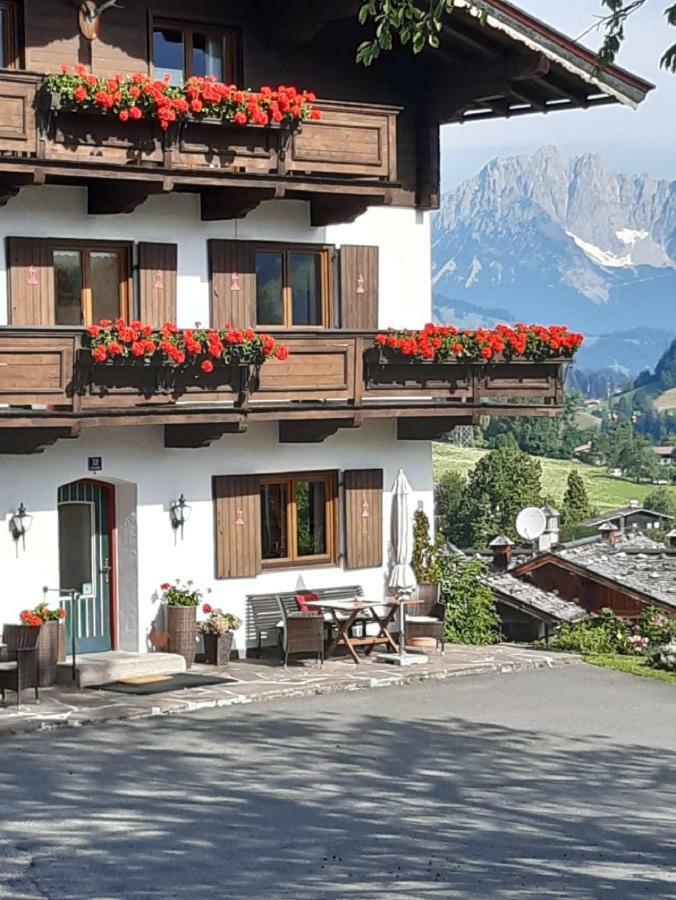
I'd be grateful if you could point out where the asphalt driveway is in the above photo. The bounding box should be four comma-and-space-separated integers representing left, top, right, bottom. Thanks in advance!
1, 664, 675, 899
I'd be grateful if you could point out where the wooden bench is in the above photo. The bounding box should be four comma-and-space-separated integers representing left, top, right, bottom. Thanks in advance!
246, 585, 365, 657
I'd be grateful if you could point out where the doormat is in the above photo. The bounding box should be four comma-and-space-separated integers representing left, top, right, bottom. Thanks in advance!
94, 673, 238, 696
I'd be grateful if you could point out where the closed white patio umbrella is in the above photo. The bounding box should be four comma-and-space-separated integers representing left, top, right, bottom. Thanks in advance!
379, 469, 427, 665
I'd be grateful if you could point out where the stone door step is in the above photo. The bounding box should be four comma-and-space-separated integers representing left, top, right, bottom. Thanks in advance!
57, 651, 187, 688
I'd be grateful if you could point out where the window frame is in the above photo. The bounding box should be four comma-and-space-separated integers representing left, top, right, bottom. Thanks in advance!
260, 470, 339, 569
151, 16, 240, 84
253, 242, 334, 330
0, 1, 19, 70
51, 239, 132, 327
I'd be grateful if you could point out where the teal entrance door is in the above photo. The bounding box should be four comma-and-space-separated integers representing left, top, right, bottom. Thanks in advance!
58, 481, 113, 654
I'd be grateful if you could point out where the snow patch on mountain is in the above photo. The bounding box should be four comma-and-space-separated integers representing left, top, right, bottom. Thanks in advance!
566, 231, 632, 268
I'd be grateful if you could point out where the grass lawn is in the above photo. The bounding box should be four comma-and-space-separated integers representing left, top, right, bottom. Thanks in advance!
585, 654, 676, 685
433, 444, 676, 513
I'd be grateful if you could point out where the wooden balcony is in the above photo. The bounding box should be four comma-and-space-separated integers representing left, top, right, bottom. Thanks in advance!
0, 328, 566, 452
0, 72, 400, 221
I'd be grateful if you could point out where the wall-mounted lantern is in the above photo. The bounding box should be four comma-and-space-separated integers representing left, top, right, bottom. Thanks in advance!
10, 503, 33, 549
169, 494, 191, 537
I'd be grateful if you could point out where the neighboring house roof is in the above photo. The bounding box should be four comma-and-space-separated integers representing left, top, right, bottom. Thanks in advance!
581, 507, 674, 527
653, 446, 674, 457
484, 572, 587, 624
513, 535, 676, 611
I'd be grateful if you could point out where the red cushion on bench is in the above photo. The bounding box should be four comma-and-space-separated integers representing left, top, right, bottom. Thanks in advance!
295, 592, 320, 614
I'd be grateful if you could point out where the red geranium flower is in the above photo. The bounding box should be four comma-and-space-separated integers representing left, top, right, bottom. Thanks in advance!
200, 359, 214, 373
202, 603, 213, 614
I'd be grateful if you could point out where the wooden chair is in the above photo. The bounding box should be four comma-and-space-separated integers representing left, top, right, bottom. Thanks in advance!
279, 601, 324, 668
405, 584, 446, 654
0, 625, 41, 706
246, 592, 285, 658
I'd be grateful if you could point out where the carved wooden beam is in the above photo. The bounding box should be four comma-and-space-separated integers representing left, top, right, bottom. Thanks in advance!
88, 180, 172, 215
164, 422, 247, 449
0, 426, 80, 454
397, 417, 474, 441
0, 170, 46, 208
278, 417, 361, 443
200, 187, 278, 221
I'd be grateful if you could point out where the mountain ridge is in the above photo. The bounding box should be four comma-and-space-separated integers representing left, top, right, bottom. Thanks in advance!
432, 147, 676, 373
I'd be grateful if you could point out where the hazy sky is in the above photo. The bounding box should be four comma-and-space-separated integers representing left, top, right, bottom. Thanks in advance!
441, 0, 676, 189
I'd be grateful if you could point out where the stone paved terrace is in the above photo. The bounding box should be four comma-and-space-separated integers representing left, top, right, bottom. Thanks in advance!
0, 645, 580, 737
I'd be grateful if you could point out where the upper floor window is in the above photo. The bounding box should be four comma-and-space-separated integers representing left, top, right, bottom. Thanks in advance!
152, 19, 238, 84
255, 246, 330, 328
53, 243, 130, 327
0, 1, 18, 69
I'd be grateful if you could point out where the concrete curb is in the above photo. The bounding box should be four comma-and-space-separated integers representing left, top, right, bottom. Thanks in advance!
0, 651, 582, 739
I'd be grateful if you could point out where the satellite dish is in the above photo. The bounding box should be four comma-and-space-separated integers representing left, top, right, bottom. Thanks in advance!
516, 507, 547, 542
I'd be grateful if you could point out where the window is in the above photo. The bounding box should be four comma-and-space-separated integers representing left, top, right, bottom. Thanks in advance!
152, 19, 238, 84
260, 472, 338, 567
0, 1, 18, 69
53, 243, 130, 327
255, 246, 330, 328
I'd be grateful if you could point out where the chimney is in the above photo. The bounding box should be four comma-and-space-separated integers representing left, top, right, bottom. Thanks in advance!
598, 522, 619, 546
489, 535, 514, 571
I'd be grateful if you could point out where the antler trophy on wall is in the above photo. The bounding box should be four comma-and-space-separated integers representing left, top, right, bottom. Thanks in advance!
78, 0, 123, 41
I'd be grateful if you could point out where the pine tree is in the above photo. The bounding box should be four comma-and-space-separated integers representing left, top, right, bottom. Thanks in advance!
561, 471, 592, 525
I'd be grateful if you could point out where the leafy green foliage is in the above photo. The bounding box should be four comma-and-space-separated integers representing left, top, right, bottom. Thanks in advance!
643, 487, 676, 518
438, 555, 500, 645
410, 508, 441, 583
355, 0, 676, 72
463, 447, 543, 546
434, 471, 468, 547
546, 607, 676, 655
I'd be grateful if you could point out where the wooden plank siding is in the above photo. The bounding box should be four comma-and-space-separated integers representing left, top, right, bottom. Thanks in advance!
212, 474, 262, 579
138, 242, 178, 326
344, 469, 383, 569
339, 246, 379, 330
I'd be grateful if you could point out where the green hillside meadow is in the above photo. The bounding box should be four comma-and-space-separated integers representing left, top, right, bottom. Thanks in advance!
433, 444, 676, 514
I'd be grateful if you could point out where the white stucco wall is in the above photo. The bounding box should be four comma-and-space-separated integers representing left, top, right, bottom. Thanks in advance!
0, 420, 433, 655
0, 186, 431, 330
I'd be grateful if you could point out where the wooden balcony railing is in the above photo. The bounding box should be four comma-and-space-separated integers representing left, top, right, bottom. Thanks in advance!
0, 327, 565, 413
0, 72, 399, 185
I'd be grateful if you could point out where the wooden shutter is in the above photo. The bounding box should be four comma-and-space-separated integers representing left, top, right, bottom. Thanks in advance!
344, 468, 383, 569
339, 245, 378, 330
212, 474, 262, 579
209, 240, 256, 328
138, 242, 177, 326
7, 237, 55, 325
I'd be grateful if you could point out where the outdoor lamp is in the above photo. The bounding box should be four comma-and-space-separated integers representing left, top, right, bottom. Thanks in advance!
169, 494, 192, 535
10, 503, 33, 548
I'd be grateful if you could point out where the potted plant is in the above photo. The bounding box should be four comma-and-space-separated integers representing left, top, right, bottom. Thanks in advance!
19, 603, 67, 687
197, 604, 242, 666
160, 580, 206, 668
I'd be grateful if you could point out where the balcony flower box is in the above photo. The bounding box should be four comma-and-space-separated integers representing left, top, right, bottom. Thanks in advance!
77, 320, 288, 405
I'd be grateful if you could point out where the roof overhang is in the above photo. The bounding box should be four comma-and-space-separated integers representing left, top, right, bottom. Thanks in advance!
427, 0, 654, 123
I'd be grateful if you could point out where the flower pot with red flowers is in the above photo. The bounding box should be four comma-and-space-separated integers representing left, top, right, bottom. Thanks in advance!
78, 319, 288, 406
19, 603, 68, 687
367, 324, 583, 401
161, 580, 207, 668
197, 605, 242, 666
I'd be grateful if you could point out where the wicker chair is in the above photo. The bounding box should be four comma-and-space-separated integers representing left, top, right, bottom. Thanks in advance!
0, 625, 41, 706
405, 585, 446, 654
279, 601, 324, 668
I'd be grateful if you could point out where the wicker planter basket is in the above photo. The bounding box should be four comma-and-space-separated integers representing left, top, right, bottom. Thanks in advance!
36, 621, 65, 687
167, 604, 197, 668
203, 632, 234, 667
